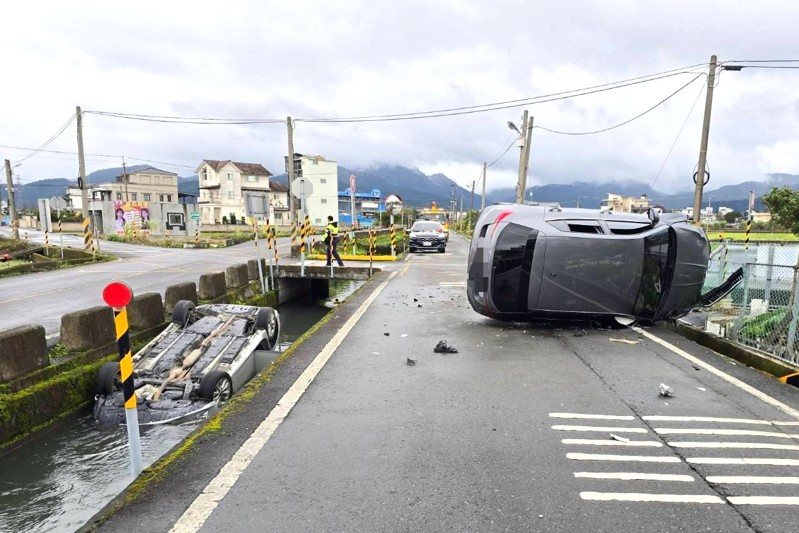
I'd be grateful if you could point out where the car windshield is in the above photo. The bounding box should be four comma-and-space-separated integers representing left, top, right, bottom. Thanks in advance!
412, 222, 442, 232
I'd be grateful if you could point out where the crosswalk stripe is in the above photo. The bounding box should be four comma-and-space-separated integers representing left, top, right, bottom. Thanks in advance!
575, 472, 693, 482
727, 496, 799, 505
553, 425, 647, 433
567, 453, 680, 463
643, 415, 778, 425
562, 439, 662, 447
669, 441, 799, 451
687, 457, 799, 466
580, 492, 723, 503
655, 428, 799, 439
707, 476, 799, 484
550, 413, 635, 420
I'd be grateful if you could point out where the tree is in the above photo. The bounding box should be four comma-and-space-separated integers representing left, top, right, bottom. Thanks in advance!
723, 211, 742, 224
762, 187, 799, 235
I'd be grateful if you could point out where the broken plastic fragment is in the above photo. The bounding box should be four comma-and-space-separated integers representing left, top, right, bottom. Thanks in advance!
658, 383, 673, 397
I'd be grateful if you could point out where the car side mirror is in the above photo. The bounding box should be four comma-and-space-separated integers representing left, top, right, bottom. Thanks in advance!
647, 208, 660, 225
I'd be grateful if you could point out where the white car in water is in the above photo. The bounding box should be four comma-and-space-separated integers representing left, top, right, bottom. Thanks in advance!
94, 301, 280, 426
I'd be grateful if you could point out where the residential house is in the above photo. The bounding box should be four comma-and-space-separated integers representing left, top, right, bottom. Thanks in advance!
600, 193, 650, 214
196, 160, 272, 224
66, 166, 179, 209
285, 154, 338, 225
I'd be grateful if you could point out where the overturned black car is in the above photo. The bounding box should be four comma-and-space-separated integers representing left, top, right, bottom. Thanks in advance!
467, 204, 710, 322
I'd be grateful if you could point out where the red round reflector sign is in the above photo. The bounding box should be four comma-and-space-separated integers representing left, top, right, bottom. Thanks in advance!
103, 281, 133, 308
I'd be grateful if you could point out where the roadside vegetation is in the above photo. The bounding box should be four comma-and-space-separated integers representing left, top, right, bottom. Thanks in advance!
0, 236, 113, 278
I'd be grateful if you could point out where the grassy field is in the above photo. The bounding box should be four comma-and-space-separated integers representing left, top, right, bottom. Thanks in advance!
0, 259, 31, 270
708, 231, 798, 242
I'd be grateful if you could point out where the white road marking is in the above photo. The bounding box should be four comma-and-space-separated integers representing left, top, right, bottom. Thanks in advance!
655, 428, 799, 439
575, 472, 693, 482
562, 439, 663, 447
550, 413, 635, 420
567, 453, 680, 463
553, 425, 647, 433
727, 496, 799, 505
669, 441, 799, 451
707, 476, 799, 484
643, 415, 785, 425
438, 281, 465, 287
580, 492, 723, 503
687, 457, 799, 466
169, 272, 397, 533
633, 327, 799, 421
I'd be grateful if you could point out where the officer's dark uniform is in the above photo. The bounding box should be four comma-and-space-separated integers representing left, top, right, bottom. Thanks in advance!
325, 221, 344, 266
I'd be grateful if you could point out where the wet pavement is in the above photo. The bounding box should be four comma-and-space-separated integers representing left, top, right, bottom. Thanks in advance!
93, 234, 799, 532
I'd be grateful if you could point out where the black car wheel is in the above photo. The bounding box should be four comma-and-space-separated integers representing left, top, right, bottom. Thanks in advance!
254, 307, 280, 350
197, 371, 233, 402
96, 361, 120, 396
438, 247, 446, 253
410, 247, 416, 253
172, 300, 195, 326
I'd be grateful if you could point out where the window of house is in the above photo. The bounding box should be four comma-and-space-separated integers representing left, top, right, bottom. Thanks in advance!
116, 193, 122, 200
228, 191, 234, 199
227, 173, 233, 180
167, 195, 172, 202
203, 170, 208, 181
321, 198, 327, 204
247, 175, 258, 182
143, 193, 151, 201
320, 178, 327, 184
131, 192, 138, 201
160, 194, 165, 202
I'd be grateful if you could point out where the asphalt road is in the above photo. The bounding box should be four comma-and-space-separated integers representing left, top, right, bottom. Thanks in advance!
0, 227, 295, 336
95, 232, 799, 532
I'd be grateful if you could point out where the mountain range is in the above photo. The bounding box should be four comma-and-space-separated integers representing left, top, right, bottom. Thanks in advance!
3, 163, 797, 214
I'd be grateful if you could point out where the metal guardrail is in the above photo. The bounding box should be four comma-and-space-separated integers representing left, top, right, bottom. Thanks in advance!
704, 242, 799, 366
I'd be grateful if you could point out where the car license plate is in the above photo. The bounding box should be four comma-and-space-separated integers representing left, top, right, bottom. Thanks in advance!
423, 241, 432, 246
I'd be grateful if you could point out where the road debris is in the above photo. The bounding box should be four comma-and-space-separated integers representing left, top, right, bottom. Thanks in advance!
406, 357, 416, 366
697, 387, 706, 391
609, 338, 638, 345
573, 329, 586, 337
434, 340, 459, 353
658, 383, 674, 397
384, 332, 390, 336
692, 364, 701, 371
609, 433, 630, 443
401, 334, 408, 338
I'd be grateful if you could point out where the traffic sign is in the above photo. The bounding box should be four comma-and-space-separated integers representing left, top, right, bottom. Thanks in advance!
385, 194, 403, 216
291, 177, 314, 198
190, 211, 200, 221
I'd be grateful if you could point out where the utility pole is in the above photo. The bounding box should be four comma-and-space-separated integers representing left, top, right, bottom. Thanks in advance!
515, 111, 534, 204
286, 116, 296, 225
76, 106, 90, 223
469, 180, 475, 215
122, 156, 129, 202
4, 159, 19, 239
480, 162, 486, 212
692, 54, 718, 226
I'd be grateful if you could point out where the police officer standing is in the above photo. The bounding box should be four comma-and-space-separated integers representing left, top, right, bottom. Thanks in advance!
325, 215, 344, 267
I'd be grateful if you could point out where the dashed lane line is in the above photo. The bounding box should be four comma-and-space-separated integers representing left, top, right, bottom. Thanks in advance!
567, 453, 681, 463
550, 413, 635, 421
575, 472, 694, 482
687, 457, 799, 466
580, 492, 723, 504
707, 476, 799, 484
169, 272, 397, 533
553, 425, 648, 434
562, 438, 663, 447
669, 441, 799, 451
655, 428, 799, 439
633, 326, 799, 421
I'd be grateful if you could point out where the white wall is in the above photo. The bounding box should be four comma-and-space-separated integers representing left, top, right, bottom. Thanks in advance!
301, 158, 338, 225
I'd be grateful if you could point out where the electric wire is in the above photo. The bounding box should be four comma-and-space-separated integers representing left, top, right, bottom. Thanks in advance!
12, 113, 77, 165
534, 74, 703, 135
83, 110, 285, 125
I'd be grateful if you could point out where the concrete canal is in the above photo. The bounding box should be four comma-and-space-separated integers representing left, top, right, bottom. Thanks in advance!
0, 280, 362, 533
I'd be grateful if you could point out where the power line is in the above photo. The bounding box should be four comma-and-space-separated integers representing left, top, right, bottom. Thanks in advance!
534, 74, 703, 136
84, 110, 285, 125
1, 144, 196, 170
12, 113, 77, 165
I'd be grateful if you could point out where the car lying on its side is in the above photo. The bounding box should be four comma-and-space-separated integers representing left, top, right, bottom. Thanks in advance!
409, 220, 447, 253
94, 301, 280, 426
467, 204, 709, 323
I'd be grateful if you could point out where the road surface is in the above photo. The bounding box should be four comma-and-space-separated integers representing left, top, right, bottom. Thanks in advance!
94, 233, 799, 532
0, 227, 294, 336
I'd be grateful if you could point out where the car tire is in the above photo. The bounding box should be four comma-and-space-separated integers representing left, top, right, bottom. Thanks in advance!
409, 247, 416, 253
96, 361, 120, 396
254, 307, 280, 350
439, 248, 446, 253
172, 300, 195, 326
197, 370, 233, 402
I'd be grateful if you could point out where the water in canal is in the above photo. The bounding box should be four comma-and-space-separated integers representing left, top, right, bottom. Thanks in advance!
0, 280, 361, 533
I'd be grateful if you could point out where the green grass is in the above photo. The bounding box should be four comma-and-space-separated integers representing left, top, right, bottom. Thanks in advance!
0, 259, 30, 270
709, 231, 798, 242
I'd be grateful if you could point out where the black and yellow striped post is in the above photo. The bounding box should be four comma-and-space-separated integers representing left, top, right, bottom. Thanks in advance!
745, 216, 752, 251
194, 225, 200, 247
252, 220, 266, 292
82, 217, 94, 256
271, 225, 279, 266
779, 371, 799, 388
390, 225, 397, 258
102, 281, 143, 477
44, 229, 50, 256
264, 221, 274, 289
300, 215, 310, 276
368, 228, 376, 275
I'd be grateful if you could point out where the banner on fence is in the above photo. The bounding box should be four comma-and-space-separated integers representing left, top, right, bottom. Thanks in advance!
114, 201, 152, 235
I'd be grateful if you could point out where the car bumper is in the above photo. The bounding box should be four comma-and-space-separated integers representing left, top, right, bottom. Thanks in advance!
410, 240, 446, 250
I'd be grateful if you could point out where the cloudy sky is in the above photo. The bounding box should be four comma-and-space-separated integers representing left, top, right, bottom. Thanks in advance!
2, 0, 798, 194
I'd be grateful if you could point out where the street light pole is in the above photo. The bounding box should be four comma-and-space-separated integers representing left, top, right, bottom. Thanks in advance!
692, 54, 718, 226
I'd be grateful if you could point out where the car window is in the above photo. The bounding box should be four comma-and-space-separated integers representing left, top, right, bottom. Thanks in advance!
491, 223, 538, 312
412, 222, 442, 231
633, 228, 675, 318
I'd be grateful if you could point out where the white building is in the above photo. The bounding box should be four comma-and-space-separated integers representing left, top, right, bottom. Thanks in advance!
285, 154, 338, 225
66, 166, 179, 209
718, 206, 733, 217
196, 160, 273, 224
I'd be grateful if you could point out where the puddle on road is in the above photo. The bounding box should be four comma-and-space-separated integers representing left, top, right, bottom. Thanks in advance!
0, 280, 361, 533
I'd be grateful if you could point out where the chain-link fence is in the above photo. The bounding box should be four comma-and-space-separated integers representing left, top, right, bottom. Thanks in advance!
703, 242, 799, 366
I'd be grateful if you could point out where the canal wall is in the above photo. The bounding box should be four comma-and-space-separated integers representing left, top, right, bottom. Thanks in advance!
0, 264, 279, 450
